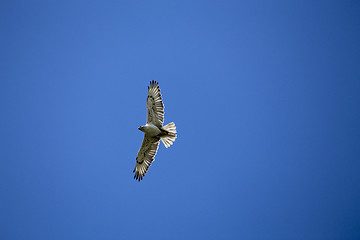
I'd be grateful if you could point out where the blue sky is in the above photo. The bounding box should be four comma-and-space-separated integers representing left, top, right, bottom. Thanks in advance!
1, 1, 360, 239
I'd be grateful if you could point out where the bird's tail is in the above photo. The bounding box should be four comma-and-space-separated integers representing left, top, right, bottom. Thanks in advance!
160, 122, 177, 148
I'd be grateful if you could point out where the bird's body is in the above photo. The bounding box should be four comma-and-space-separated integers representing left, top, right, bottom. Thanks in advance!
138, 123, 162, 137
133, 80, 177, 181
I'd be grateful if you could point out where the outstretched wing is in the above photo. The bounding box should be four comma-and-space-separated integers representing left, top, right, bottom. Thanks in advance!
133, 136, 160, 181
147, 80, 164, 128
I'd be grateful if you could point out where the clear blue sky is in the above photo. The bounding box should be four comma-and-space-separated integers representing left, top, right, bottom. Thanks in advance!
1, 1, 360, 239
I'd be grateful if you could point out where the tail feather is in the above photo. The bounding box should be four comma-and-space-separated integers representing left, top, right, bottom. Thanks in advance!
161, 122, 177, 148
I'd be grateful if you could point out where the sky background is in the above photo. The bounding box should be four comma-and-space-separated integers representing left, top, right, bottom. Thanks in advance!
1, 1, 360, 239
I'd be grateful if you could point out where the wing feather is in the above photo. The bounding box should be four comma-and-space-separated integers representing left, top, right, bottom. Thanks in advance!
133, 136, 160, 181
147, 80, 164, 128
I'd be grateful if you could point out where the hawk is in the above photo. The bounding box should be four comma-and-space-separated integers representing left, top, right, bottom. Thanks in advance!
133, 80, 177, 181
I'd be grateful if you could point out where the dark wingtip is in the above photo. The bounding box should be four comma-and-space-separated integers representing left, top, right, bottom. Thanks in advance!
148, 80, 159, 89
133, 170, 144, 182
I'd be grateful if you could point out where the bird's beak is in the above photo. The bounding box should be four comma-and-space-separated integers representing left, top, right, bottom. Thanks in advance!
138, 127, 141, 130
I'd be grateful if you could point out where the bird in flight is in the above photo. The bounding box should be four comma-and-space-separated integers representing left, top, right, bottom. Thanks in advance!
134, 80, 177, 181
